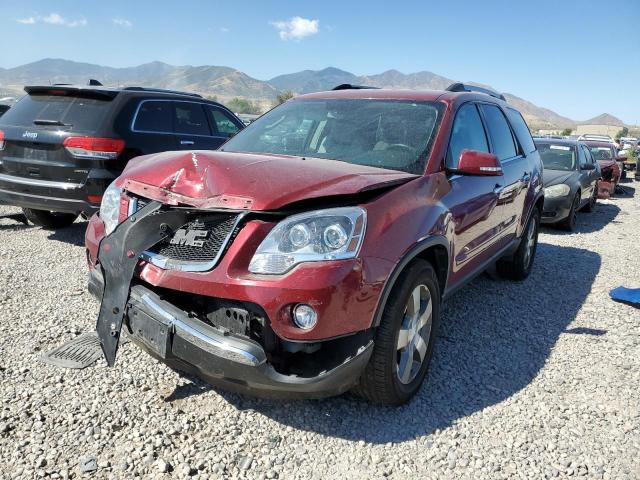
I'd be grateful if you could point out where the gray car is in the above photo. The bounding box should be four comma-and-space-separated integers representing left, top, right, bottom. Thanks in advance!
536, 138, 599, 231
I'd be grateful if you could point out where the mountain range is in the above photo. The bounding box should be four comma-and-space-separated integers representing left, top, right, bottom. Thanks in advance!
0, 59, 627, 130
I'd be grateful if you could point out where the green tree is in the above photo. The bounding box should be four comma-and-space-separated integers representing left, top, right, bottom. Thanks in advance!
561, 128, 573, 136
227, 97, 261, 115
275, 90, 295, 106
615, 127, 629, 140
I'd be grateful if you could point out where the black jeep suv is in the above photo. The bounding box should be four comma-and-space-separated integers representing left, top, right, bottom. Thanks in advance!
0, 85, 244, 228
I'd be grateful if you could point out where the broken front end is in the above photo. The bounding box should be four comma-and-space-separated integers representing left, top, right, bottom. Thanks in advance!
87, 184, 384, 398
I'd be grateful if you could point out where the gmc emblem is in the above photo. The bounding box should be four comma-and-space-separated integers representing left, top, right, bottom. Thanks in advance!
169, 228, 209, 247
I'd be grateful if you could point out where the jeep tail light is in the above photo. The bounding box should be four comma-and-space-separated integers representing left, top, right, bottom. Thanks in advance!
63, 137, 125, 160
0, 130, 4, 151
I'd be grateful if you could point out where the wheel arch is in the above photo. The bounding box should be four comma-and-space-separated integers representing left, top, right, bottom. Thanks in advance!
371, 236, 449, 328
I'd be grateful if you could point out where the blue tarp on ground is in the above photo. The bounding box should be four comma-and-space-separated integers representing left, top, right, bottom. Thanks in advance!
610, 287, 640, 309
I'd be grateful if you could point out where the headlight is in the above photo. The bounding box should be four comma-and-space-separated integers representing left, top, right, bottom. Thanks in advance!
100, 181, 122, 235
544, 184, 571, 198
248, 207, 366, 275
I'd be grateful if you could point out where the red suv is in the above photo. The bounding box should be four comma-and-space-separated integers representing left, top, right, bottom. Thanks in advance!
86, 83, 543, 405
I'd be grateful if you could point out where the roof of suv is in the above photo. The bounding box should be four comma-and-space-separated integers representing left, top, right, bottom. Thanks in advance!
24, 84, 205, 100
298, 88, 508, 104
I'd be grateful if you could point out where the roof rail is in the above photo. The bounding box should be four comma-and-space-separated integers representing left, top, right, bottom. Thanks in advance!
446, 82, 506, 101
123, 86, 202, 98
332, 84, 379, 91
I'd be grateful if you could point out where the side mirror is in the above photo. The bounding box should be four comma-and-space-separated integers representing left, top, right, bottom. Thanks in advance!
457, 150, 503, 176
581, 163, 596, 171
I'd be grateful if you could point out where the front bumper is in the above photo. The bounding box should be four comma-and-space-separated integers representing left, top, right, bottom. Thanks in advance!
89, 269, 373, 398
541, 195, 573, 224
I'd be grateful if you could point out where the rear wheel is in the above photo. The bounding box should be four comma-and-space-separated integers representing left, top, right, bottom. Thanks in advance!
497, 208, 540, 281
354, 259, 440, 406
559, 192, 580, 231
22, 208, 78, 229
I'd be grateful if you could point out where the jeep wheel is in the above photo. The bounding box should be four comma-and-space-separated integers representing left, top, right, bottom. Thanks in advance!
22, 208, 78, 229
497, 208, 540, 281
355, 259, 440, 406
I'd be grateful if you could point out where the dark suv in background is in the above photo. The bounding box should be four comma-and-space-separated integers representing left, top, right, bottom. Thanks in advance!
0, 84, 244, 228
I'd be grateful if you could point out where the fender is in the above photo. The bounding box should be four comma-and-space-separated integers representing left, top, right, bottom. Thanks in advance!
371, 235, 449, 328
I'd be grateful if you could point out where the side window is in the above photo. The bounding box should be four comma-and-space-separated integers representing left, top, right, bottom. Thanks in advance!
578, 145, 588, 168
447, 103, 489, 169
133, 101, 173, 133
208, 107, 241, 137
479, 104, 517, 160
173, 103, 210, 136
505, 108, 536, 154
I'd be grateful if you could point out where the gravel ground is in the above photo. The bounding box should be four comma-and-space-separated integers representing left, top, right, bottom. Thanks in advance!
1, 182, 639, 480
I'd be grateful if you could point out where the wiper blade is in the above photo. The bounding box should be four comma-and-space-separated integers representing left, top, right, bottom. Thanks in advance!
33, 119, 71, 126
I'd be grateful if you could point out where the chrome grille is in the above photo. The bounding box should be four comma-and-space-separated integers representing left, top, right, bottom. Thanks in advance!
148, 215, 238, 263
128, 195, 243, 272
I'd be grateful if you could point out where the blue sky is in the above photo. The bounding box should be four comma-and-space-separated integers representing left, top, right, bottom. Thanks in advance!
2, 0, 639, 124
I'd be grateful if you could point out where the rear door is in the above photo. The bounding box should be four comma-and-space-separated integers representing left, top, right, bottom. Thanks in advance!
0, 89, 117, 185
478, 103, 529, 243
173, 101, 219, 150
130, 100, 178, 153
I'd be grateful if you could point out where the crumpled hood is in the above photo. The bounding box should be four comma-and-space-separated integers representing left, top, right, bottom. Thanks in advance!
119, 150, 417, 211
543, 169, 574, 187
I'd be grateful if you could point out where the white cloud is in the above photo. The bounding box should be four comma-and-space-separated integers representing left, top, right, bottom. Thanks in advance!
271, 16, 319, 41
112, 18, 132, 28
16, 13, 87, 27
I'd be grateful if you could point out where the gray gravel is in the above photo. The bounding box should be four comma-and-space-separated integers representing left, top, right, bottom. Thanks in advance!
1, 182, 639, 479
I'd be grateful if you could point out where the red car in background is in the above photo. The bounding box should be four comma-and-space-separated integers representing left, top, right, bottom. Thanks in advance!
583, 141, 622, 198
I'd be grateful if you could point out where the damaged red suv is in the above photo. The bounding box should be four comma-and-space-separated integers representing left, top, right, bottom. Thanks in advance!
86, 83, 543, 405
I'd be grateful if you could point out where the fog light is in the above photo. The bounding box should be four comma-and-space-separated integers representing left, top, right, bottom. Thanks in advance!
292, 304, 317, 330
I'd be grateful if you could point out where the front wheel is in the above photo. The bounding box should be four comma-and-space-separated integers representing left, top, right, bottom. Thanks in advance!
558, 192, 580, 231
497, 208, 540, 281
354, 259, 440, 406
22, 208, 78, 229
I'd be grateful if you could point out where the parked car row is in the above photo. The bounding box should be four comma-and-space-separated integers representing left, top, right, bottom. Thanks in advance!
0, 80, 625, 405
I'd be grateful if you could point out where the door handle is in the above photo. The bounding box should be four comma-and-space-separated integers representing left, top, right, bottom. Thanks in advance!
180, 140, 195, 145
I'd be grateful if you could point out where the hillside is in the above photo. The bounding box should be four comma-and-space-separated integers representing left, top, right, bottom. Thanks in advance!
0, 58, 623, 129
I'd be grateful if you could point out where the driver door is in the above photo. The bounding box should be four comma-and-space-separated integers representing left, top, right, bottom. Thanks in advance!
441, 102, 505, 287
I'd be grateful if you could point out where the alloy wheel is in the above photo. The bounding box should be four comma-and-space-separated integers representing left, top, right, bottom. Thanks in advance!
523, 216, 537, 269
396, 284, 433, 384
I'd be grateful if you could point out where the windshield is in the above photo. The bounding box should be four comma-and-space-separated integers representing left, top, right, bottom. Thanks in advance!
221, 99, 443, 174
0, 94, 113, 134
537, 143, 577, 171
589, 146, 614, 161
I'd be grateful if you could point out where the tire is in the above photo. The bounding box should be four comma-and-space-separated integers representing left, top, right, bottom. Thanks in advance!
354, 259, 440, 406
22, 208, 78, 229
582, 187, 597, 212
497, 208, 540, 281
558, 192, 580, 231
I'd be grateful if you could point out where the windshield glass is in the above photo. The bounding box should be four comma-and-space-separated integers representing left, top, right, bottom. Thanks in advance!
221, 99, 443, 174
589, 146, 614, 161
0, 94, 113, 134
537, 143, 577, 171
